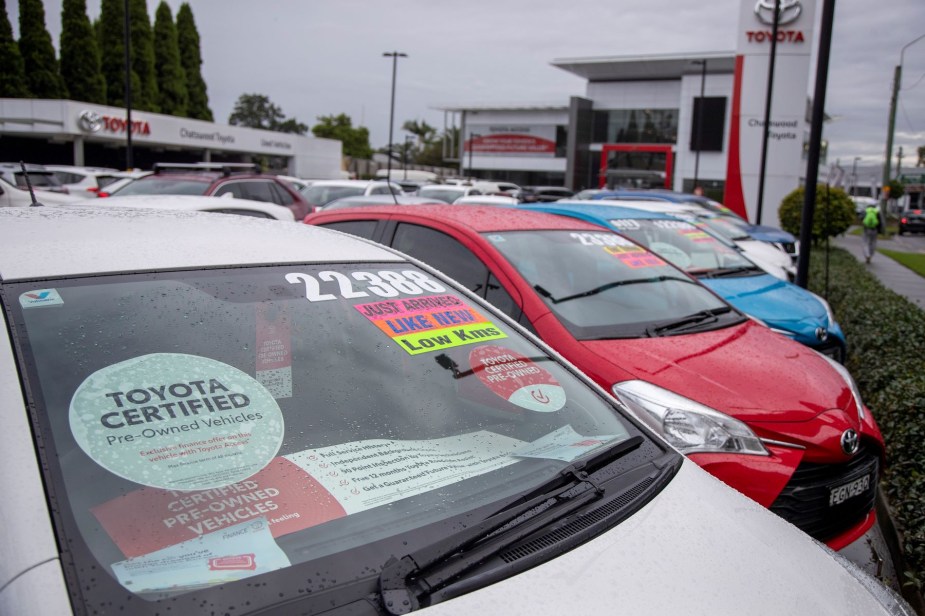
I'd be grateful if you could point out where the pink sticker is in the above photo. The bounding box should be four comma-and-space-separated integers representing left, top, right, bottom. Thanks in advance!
208, 554, 257, 571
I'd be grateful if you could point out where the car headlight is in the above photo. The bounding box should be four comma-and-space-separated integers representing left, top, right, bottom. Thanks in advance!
612, 380, 768, 455
818, 353, 866, 421
809, 291, 838, 329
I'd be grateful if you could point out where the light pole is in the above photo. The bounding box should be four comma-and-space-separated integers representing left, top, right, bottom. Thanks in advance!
851, 157, 860, 195
467, 133, 481, 180
881, 33, 925, 208
691, 59, 707, 192
383, 51, 407, 182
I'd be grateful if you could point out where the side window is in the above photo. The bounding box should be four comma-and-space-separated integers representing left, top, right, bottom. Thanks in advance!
391, 224, 489, 295
370, 186, 391, 195
212, 182, 245, 198
318, 220, 379, 239
240, 181, 277, 204
269, 181, 295, 205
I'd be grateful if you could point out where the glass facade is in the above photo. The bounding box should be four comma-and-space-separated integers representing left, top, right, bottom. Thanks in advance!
593, 109, 679, 145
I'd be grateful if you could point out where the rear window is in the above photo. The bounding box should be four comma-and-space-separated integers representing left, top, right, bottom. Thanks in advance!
114, 177, 211, 196
6, 262, 661, 614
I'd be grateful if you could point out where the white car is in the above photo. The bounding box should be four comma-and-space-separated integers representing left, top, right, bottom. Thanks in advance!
0, 206, 912, 615
44, 165, 129, 199
0, 176, 83, 207
70, 194, 296, 221
594, 199, 796, 281
453, 194, 520, 206
300, 179, 403, 209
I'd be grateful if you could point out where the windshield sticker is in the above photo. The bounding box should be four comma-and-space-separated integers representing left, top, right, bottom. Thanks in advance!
92, 457, 345, 558
354, 294, 507, 355
285, 431, 524, 514
70, 353, 285, 491
286, 269, 447, 303
515, 425, 630, 462
255, 303, 292, 399
679, 228, 716, 243
603, 245, 666, 268
469, 346, 566, 412
569, 232, 635, 248
608, 219, 641, 231
111, 517, 289, 593
19, 288, 64, 309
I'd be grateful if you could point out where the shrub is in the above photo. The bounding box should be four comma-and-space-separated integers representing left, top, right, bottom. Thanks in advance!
779, 185, 855, 243
808, 246, 925, 594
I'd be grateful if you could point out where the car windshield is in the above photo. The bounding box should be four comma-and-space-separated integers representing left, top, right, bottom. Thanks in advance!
6, 262, 663, 614
113, 177, 211, 196
485, 230, 742, 339
607, 219, 759, 276
695, 215, 751, 241
301, 184, 366, 205
417, 187, 465, 203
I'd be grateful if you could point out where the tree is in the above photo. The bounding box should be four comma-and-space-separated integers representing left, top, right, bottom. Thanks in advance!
152, 1, 187, 116
176, 3, 211, 121
415, 126, 457, 167
229, 93, 307, 135
402, 119, 436, 147
97, 0, 131, 106
128, 0, 158, 112
778, 185, 855, 244
0, 0, 30, 97
18, 0, 67, 98
59, 0, 105, 103
312, 113, 371, 158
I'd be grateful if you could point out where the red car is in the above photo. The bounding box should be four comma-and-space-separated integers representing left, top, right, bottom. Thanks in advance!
305, 204, 885, 551
109, 162, 313, 220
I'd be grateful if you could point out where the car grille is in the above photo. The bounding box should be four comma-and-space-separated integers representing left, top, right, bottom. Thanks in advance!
813, 338, 846, 364
769, 444, 879, 543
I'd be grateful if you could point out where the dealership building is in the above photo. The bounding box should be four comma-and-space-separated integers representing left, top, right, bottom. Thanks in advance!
0, 98, 344, 180
445, 0, 819, 225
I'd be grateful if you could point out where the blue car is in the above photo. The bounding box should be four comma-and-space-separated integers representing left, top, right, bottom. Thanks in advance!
520, 202, 846, 362
588, 189, 799, 262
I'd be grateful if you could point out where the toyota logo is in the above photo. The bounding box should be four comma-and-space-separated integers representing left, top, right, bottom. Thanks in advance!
840, 429, 860, 455
77, 110, 103, 133
754, 0, 802, 25
815, 327, 828, 342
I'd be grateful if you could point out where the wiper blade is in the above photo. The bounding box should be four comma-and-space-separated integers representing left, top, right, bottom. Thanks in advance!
378, 435, 643, 614
534, 275, 697, 304
649, 306, 733, 335
698, 266, 761, 279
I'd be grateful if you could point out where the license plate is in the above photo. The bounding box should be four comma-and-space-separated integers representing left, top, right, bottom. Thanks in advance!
829, 474, 871, 506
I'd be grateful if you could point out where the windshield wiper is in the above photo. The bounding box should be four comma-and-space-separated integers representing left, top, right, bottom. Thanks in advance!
648, 306, 733, 336
698, 266, 762, 279
377, 435, 643, 614
534, 275, 697, 304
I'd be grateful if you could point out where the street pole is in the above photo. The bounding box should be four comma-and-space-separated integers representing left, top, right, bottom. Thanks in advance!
795, 0, 835, 289
851, 157, 860, 196
693, 59, 707, 191
123, 0, 133, 170
755, 0, 780, 225
383, 51, 407, 182
882, 34, 925, 213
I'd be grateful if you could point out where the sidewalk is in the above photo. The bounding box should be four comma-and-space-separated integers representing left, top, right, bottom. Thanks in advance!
832, 231, 925, 309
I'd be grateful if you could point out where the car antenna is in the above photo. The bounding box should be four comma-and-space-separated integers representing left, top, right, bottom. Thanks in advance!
20, 161, 44, 207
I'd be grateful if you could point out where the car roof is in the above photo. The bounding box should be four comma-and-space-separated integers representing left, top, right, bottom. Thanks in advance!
66, 195, 297, 221
521, 202, 675, 223
307, 179, 392, 187
0, 206, 401, 281
309, 204, 605, 233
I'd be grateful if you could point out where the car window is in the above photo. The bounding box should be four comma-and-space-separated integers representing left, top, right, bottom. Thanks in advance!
15, 171, 61, 188
417, 188, 465, 204
52, 171, 83, 184
370, 185, 391, 195
390, 224, 522, 322
302, 185, 366, 206
115, 177, 211, 196
485, 230, 742, 340
236, 180, 277, 204
268, 182, 294, 205
212, 182, 246, 198
318, 220, 379, 239
5, 263, 659, 613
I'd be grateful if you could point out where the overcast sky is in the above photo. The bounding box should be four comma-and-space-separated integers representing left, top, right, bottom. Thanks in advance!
10, 0, 925, 173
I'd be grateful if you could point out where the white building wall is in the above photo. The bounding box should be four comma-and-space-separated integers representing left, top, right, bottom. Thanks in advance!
463, 108, 568, 172
586, 80, 682, 110
676, 72, 734, 190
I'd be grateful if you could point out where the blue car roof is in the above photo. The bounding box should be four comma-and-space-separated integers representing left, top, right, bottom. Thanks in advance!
590, 190, 703, 203
519, 202, 676, 226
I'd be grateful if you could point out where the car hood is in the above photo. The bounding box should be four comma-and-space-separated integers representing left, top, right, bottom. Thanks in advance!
741, 223, 796, 243
700, 273, 829, 339
580, 320, 854, 423
424, 461, 900, 616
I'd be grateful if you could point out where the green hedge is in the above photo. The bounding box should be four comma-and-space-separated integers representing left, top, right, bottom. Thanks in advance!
808, 247, 925, 591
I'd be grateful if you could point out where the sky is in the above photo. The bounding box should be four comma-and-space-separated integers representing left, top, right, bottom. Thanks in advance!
8, 0, 925, 174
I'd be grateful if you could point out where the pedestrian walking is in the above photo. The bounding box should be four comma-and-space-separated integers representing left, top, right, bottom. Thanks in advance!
861, 203, 884, 264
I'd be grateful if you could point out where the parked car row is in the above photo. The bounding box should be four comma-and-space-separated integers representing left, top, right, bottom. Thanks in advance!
0, 202, 914, 615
